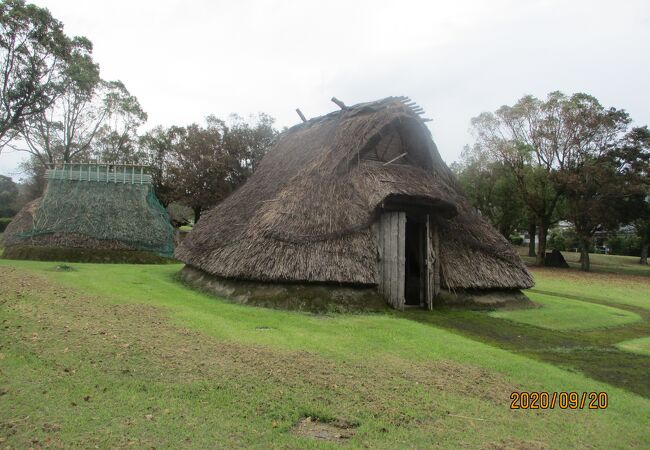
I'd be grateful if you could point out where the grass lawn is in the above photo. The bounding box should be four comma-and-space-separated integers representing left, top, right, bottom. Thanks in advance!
561, 251, 650, 276
517, 247, 650, 277
531, 268, 650, 311
1, 260, 649, 448
489, 291, 642, 330
616, 337, 650, 356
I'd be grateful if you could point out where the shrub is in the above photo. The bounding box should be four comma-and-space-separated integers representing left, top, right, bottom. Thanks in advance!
0, 218, 12, 232
608, 235, 642, 256
509, 235, 524, 246
548, 228, 580, 251
547, 231, 566, 251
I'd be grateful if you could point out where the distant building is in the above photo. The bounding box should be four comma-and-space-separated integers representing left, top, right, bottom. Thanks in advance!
3, 163, 174, 262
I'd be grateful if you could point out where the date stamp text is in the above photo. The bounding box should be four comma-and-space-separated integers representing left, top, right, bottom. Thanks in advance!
510, 391, 608, 410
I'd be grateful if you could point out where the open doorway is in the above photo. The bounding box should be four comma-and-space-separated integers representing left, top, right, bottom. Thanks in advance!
404, 215, 425, 306
378, 210, 438, 309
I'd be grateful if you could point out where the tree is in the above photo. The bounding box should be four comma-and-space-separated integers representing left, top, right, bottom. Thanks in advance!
91, 80, 148, 163
636, 217, 650, 265
141, 114, 278, 223
471, 92, 631, 266
139, 125, 184, 207
16, 154, 46, 198
165, 117, 231, 223
0, 174, 19, 216
166, 202, 193, 227
14, 74, 145, 167
559, 154, 639, 271
12, 37, 99, 165
13, 78, 146, 202
0, 0, 82, 150
472, 102, 561, 264
222, 113, 277, 186
617, 127, 650, 265
550, 98, 638, 271
452, 144, 525, 238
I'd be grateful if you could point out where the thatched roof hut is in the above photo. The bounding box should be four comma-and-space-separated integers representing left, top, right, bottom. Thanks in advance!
176, 97, 533, 309
3, 163, 174, 262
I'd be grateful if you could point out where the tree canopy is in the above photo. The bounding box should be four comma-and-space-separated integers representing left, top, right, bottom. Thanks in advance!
0, 0, 88, 150
451, 144, 525, 239
464, 91, 650, 269
0, 174, 19, 216
140, 114, 278, 222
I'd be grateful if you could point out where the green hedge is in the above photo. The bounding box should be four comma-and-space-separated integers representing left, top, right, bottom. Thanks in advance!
548, 229, 581, 251
608, 235, 642, 256
0, 218, 12, 232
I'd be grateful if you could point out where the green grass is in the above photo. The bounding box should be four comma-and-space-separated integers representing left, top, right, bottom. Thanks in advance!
490, 291, 642, 330
517, 247, 650, 277
561, 251, 650, 273
1, 260, 649, 448
616, 336, 650, 356
531, 268, 650, 311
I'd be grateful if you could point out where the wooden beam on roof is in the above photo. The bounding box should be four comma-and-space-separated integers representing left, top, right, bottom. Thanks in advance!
383, 152, 408, 166
331, 97, 347, 110
295, 108, 307, 123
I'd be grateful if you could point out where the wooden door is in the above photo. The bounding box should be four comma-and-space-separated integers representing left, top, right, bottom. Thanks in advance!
425, 215, 433, 309
425, 215, 440, 309
378, 211, 406, 309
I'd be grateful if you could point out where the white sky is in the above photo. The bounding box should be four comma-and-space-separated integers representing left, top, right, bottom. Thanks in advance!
1, 0, 649, 180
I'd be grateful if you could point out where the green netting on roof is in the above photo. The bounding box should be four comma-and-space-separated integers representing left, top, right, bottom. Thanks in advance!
17, 179, 174, 257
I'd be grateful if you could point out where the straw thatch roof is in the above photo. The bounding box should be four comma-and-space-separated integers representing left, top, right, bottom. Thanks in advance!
4, 171, 174, 257
176, 97, 533, 290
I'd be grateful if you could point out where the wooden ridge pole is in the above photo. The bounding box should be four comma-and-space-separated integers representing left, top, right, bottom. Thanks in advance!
295, 108, 307, 123
331, 97, 347, 110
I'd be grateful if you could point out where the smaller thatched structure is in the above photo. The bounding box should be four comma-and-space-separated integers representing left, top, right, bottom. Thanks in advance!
177, 96, 534, 309
3, 163, 173, 262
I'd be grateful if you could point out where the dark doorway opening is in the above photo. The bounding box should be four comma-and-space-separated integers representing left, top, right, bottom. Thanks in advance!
404, 216, 424, 306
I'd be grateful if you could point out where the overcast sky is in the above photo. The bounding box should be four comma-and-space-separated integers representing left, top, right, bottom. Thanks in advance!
1, 0, 649, 180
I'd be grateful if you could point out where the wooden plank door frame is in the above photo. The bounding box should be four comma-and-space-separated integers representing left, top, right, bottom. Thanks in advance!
425, 214, 441, 309
418, 220, 426, 308
378, 211, 406, 310
378, 211, 440, 310
425, 215, 433, 309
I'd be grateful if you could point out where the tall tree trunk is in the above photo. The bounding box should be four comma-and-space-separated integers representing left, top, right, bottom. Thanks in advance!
580, 237, 591, 271
528, 222, 537, 257
641, 242, 649, 265
193, 207, 201, 225
535, 220, 548, 266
